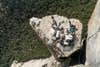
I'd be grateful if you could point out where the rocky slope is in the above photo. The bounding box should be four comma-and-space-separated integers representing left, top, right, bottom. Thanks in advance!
86, 0, 100, 67
11, 15, 83, 67
30, 15, 83, 59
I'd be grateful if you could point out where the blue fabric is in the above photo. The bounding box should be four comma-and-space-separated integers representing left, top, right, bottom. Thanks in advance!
70, 26, 75, 33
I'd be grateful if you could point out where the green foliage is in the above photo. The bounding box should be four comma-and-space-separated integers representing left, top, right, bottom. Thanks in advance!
0, 0, 97, 67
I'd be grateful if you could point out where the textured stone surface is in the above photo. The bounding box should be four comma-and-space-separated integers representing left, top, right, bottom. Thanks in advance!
11, 15, 83, 67
30, 15, 83, 59
11, 56, 83, 67
70, 64, 84, 67
11, 56, 62, 67
86, 0, 100, 67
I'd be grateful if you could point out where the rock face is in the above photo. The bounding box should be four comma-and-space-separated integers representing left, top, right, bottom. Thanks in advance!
30, 15, 83, 59
11, 15, 83, 67
11, 56, 62, 67
70, 64, 84, 67
85, 0, 100, 67
11, 56, 84, 67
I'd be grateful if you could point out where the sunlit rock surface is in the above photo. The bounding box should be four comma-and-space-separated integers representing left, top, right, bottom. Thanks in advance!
11, 56, 84, 67
70, 64, 84, 67
11, 15, 83, 67
11, 56, 62, 67
86, 0, 100, 67
30, 15, 83, 59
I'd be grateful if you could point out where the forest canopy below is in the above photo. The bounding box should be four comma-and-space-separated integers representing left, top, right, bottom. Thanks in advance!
0, 0, 97, 67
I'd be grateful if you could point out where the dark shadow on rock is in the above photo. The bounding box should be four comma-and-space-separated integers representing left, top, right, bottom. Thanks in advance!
69, 38, 86, 66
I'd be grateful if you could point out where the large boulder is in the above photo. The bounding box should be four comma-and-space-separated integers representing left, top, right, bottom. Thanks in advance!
85, 0, 100, 67
30, 15, 83, 60
11, 56, 62, 67
10, 15, 83, 67
11, 56, 84, 67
